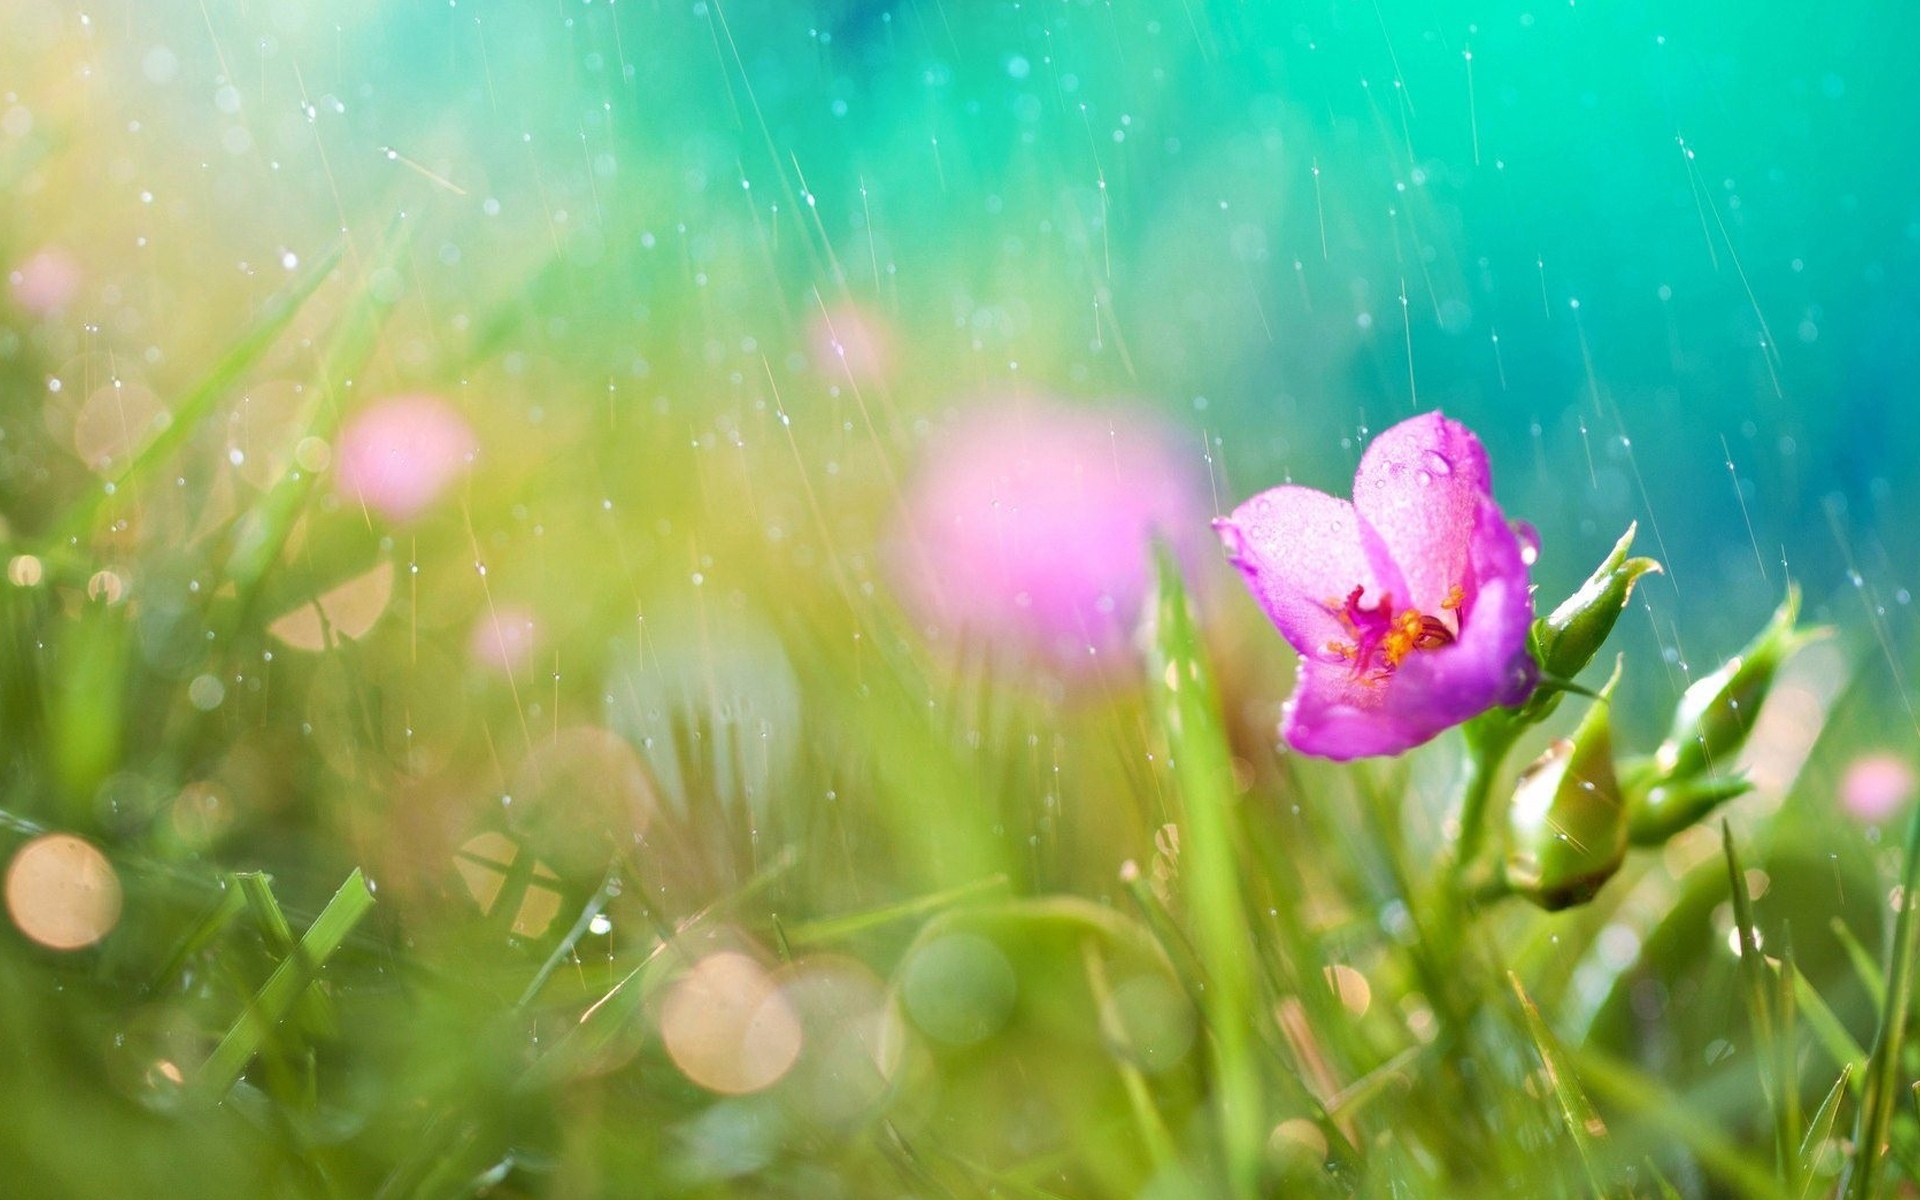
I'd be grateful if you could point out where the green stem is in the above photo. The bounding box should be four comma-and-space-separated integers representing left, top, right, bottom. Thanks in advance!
1451, 717, 1519, 884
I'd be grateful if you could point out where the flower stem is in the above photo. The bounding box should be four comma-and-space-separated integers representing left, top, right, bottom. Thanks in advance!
1451, 715, 1519, 884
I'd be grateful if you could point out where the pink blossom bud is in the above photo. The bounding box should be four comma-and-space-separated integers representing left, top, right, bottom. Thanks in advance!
334, 394, 477, 522
892, 400, 1205, 670
470, 605, 540, 674
1841, 753, 1917, 824
7, 247, 82, 316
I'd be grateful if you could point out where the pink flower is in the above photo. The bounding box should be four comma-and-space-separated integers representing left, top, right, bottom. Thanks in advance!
1841, 753, 1916, 824
334, 394, 477, 522
1215, 412, 1537, 760
893, 401, 1205, 668
7, 247, 82, 316
470, 605, 540, 674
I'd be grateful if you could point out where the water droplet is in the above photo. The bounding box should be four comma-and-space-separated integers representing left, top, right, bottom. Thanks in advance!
1422, 449, 1452, 476
1513, 521, 1541, 566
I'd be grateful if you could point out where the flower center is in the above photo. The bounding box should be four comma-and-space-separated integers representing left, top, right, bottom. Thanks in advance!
1324, 585, 1463, 679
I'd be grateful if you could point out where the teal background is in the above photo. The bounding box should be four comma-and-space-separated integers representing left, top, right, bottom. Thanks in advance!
9, 0, 1918, 662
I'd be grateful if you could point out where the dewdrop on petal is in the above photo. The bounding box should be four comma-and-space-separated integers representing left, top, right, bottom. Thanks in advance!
334, 394, 478, 522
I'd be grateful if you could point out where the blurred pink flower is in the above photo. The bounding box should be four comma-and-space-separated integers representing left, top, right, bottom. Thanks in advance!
1216, 412, 1537, 760
809, 303, 891, 387
7, 247, 82, 316
335, 394, 477, 522
470, 605, 540, 674
892, 400, 1205, 668
1841, 753, 1917, 824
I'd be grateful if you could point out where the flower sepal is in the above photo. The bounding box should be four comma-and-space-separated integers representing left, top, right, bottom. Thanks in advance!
1626, 774, 1755, 846
1652, 585, 1820, 783
1523, 523, 1660, 719
1503, 662, 1627, 911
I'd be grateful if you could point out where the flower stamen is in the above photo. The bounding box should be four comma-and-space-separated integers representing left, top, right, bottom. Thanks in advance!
1324, 586, 1456, 680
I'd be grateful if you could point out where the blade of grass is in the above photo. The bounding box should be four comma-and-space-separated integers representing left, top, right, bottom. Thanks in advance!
1646, 1160, 1685, 1200
1838, 806, 1920, 1200
1778, 935, 1804, 1175
1831, 917, 1888, 1010
146, 880, 247, 997
46, 239, 346, 546
1147, 550, 1262, 1200
514, 858, 625, 1009
515, 850, 800, 1087
782, 872, 1009, 947
1798, 1067, 1851, 1199
1081, 941, 1182, 1181
1571, 1046, 1791, 1200
1788, 963, 1867, 1088
1325, 1044, 1428, 1122
1723, 823, 1792, 1189
1509, 972, 1611, 1196
1118, 862, 1210, 1010
224, 221, 414, 600
236, 871, 339, 1037
195, 868, 376, 1102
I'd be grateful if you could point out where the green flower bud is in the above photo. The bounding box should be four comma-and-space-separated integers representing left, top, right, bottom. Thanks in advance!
1626, 775, 1754, 846
1535, 523, 1662, 683
1505, 666, 1627, 911
1652, 585, 1817, 782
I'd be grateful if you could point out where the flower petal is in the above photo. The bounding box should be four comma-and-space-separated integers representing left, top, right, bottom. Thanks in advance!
1352, 412, 1493, 614
1282, 660, 1420, 760
1215, 486, 1402, 664
1381, 496, 1539, 716
1280, 495, 1537, 760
